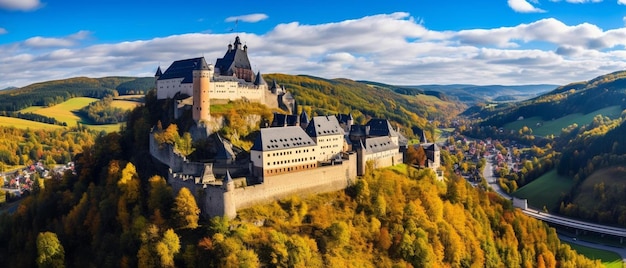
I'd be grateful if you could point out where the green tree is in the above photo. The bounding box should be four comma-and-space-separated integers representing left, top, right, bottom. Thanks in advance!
175, 132, 195, 157
173, 187, 201, 229
36, 232, 65, 268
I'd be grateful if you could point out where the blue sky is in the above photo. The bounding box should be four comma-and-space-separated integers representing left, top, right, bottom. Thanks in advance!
2, 0, 626, 88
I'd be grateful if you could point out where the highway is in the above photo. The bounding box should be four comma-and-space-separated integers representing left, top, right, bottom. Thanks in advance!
483, 156, 626, 261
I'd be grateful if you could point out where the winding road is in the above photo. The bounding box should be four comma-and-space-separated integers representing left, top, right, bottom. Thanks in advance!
482, 156, 626, 262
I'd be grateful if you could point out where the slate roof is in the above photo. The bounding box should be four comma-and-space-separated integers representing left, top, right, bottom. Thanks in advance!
336, 114, 353, 125
251, 126, 316, 152
305, 116, 344, 137
215, 134, 236, 160
423, 143, 440, 152
365, 119, 396, 137
215, 36, 252, 76
271, 113, 298, 127
158, 57, 208, 83
155, 66, 162, 77
363, 136, 397, 153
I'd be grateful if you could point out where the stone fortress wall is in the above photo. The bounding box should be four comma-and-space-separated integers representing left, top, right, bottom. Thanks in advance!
151, 131, 358, 219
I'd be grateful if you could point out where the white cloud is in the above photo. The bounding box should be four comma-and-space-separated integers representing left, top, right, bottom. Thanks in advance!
549, 0, 602, 2
22, 31, 91, 48
508, 0, 546, 13
620, 0, 626, 5
0, 0, 41, 11
225, 13, 269, 23
0, 28, 7, 34
3, 13, 626, 89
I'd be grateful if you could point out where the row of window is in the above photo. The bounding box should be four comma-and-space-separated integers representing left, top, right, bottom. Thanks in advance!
268, 149, 313, 157
267, 156, 315, 166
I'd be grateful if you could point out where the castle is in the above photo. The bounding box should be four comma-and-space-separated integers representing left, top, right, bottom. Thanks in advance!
150, 36, 441, 219
154, 36, 296, 121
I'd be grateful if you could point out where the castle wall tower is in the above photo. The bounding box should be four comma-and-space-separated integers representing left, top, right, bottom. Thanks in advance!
222, 170, 236, 219
192, 58, 211, 123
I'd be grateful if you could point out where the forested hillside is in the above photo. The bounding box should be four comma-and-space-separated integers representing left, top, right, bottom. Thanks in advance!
265, 74, 466, 137
0, 76, 153, 111
467, 70, 626, 127
0, 90, 599, 267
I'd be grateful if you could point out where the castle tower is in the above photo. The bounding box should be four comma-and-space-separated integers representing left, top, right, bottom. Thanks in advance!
222, 170, 236, 219
154, 66, 162, 89
192, 58, 211, 123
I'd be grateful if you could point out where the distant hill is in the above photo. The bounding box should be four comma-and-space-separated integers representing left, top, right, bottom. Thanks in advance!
0, 76, 153, 111
410, 84, 556, 104
266, 74, 467, 135
468, 70, 626, 128
0, 86, 17, 91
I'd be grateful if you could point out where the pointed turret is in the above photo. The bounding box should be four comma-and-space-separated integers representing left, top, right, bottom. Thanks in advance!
223, 170, 234, 192
299, 110, 309, 129
254, 71, 266, 86
271, 80, 280, 94
420, 130, 428, 144
155, 66, 162, 78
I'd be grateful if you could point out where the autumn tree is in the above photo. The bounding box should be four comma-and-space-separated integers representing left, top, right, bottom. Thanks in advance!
36, 232, 65, 268
118, 162, 140, 204
173, 187, 201, 229
405, 145, 427, 166
137, 225, 181, 268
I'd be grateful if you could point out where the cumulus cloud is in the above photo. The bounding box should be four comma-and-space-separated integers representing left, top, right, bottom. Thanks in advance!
620, 0, 626, 5
508, 0, 546, 13
3, 13, 626, 89
0, 0, 41, 11
225, 13, 269, 23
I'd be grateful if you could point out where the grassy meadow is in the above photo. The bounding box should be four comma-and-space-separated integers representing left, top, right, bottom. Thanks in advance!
566, 243, 623, 268
504, 105, 623, 137
7, 97, 140, 132
21, 97, 98, 127
513, 169, 575, 211
0, 116, 65, 130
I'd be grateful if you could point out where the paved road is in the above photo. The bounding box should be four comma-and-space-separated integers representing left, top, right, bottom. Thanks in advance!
559, 235, 626, 263
482, 155, 626, 261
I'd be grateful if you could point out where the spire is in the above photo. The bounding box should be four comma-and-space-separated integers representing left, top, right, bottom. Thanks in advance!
271, 79, 280, 93
254, 71, 266, 86
224, 169, 233, 183
234, 36, 242, 50
420, 130, 428, 144
155, 66, 162, 77
300, 110, 309, 124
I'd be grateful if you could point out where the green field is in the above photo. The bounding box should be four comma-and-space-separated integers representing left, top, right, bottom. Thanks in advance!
504, 106, 623, 137
513, 169, 575, 211
111, 99, 141, 110
9, 97, 138, 132
25, 97, 99, 127
566, 242, 624, 268
0, 116, 64, 130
